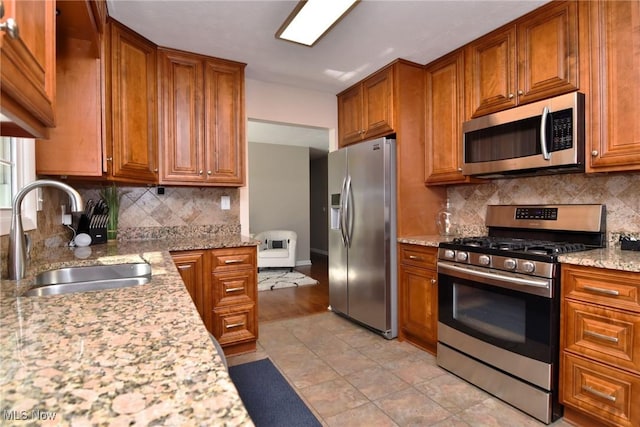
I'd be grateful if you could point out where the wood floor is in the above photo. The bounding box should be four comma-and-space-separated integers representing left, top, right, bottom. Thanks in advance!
258, 252, 330, 323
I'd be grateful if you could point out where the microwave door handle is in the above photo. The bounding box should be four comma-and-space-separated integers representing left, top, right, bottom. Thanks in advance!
540, 106, 551, 160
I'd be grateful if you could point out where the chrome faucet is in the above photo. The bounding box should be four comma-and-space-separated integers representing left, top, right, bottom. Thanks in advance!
8, 179, 84, 280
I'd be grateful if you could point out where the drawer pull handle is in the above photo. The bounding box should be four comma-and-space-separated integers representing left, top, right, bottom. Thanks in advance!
226, 286, 245, 293
582, 385, 617, 402
224, 259, 244, 264
226, 322, 245, 329
177, 265, 191, 270
584, 330, 619, 343
408, 255, 423, 260
583, 286, 620, 296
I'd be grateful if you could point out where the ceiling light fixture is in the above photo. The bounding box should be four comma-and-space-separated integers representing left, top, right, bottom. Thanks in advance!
276, 0, 360, 47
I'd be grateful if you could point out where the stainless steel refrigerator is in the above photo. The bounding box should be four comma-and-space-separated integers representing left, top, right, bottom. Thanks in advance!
328, 137, 397, 339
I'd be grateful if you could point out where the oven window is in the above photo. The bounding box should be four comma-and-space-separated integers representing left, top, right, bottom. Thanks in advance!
453, 283, 525, 343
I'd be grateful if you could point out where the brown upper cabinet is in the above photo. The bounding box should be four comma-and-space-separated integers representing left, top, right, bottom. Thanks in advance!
106, 20, 159, 183
466, 1, 578, 118
584, 0, 640, 172
0, 0, 56, 138
158, 48, 246, 186
36, 0, 105, 177
337, 65, 394, 147
424, 50, 479, 186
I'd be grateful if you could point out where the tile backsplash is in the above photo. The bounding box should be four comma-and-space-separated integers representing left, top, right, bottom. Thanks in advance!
77, 186, 241, 240
445, 172, 640, 242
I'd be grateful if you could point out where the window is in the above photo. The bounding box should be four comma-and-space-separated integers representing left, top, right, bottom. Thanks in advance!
0, 136, 37, 236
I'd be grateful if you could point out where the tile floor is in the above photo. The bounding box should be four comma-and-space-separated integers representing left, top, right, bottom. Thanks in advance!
228, 312, 574, 427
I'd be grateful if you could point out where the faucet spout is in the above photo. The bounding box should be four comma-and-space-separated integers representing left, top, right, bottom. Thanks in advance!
8, 179, 84, 280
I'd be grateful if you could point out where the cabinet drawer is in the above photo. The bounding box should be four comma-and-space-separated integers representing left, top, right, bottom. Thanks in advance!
563, 266, 640, 313
399, 244, 437, 268
564, 300, 640, 374
211, 269, 255, 307
210, 247, 256, 272
212, 304, 257, 347
561, 353, 639, 427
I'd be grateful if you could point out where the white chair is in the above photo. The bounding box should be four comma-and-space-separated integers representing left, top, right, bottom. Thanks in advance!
255, 230, 297, 272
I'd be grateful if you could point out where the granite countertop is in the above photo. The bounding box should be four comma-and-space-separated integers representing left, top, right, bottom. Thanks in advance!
397, 235, 455, 247
398, 236, 640, 273
0, 235, 258, 426
558, 246, 640, 273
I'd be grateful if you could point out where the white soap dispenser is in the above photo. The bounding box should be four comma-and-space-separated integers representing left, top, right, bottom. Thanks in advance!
436, 198, 455, 236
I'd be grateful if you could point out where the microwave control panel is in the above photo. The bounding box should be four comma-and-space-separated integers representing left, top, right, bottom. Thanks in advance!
550, 109, 573, 151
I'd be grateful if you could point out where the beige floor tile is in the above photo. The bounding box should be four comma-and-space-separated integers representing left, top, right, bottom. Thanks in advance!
344, 365, 411, 401
414, 373, 491, 413
277, 355, 340, 389
324, 403, 399, 427
374, 387, 452, 426
299, 377, 370, 419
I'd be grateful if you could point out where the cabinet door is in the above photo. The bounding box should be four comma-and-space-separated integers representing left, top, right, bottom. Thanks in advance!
158, 49, 205, 184
36, 37, 103, 176
337, 84, 364, 147
587, 0, 640, 172
398, 263, 438, 354
361, 67, 394, 141
0, 0, 55, 137
203, 59, 245, 185
425, 50, 471, 185
108, 21, 158, 183
517, 0, 578, 105
171, 251, 206, 322
466, 25, 517, 118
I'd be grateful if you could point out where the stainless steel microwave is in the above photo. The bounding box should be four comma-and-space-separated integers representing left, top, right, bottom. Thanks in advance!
462, 92, 585, 178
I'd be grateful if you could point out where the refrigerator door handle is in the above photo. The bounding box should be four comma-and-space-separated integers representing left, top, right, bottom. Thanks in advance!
339, 176, 348, 247
344, 175, 353, 247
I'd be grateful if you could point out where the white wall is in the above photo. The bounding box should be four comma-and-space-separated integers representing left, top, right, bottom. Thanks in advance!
240, 78, 338, 236
248, 142, 311, 265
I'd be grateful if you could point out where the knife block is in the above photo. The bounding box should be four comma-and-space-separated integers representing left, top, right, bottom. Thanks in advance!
89, 214, 108, 245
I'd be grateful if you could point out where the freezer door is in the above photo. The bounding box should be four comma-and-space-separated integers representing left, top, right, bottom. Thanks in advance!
328, 148, 348, 315
346, 138, 395, 334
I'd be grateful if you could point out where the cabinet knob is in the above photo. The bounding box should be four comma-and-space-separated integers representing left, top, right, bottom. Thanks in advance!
517, 90, 523, 95
0, 18, 19, 39
199, 170, 203, 175
591, 150, 599, 157
207, 170, 212, 175
154, 168, 158, 173
457, 167, 462, 172
106, 157, 113, 162
508, 93, 514, 99
431, 278, 436, 285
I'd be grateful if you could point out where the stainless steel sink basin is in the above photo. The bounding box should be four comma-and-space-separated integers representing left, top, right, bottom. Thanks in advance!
23, 263, 152, 297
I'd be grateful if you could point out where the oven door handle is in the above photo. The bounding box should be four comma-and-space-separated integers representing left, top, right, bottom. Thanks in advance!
437, 261, 553, 298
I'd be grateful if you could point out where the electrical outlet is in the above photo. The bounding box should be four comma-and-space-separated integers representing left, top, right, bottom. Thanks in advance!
221, 195, 231, 210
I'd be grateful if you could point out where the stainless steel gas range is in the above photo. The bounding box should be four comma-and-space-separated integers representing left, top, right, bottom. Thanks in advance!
436, 204, 606, 424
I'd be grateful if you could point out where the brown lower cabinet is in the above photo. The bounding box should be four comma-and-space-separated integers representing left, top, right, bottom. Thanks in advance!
560, 264, 640, 427
397, 243, 438, 355
171, 246, 258, 356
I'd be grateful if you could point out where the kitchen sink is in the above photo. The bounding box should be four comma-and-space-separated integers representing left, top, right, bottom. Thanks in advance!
23, 263, 152, 297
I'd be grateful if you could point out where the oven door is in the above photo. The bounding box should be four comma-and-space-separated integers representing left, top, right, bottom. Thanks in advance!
438, 261, 559, 364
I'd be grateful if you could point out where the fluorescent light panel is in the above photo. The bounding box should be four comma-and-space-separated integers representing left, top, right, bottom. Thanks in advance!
277, 0, 359, 46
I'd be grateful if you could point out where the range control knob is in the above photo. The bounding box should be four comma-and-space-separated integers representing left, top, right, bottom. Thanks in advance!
521, 261, 536, 273
478, 255, 491, 266
443, 249, 455, 260
504, 258, 517, 270
456, 251, 469, 262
